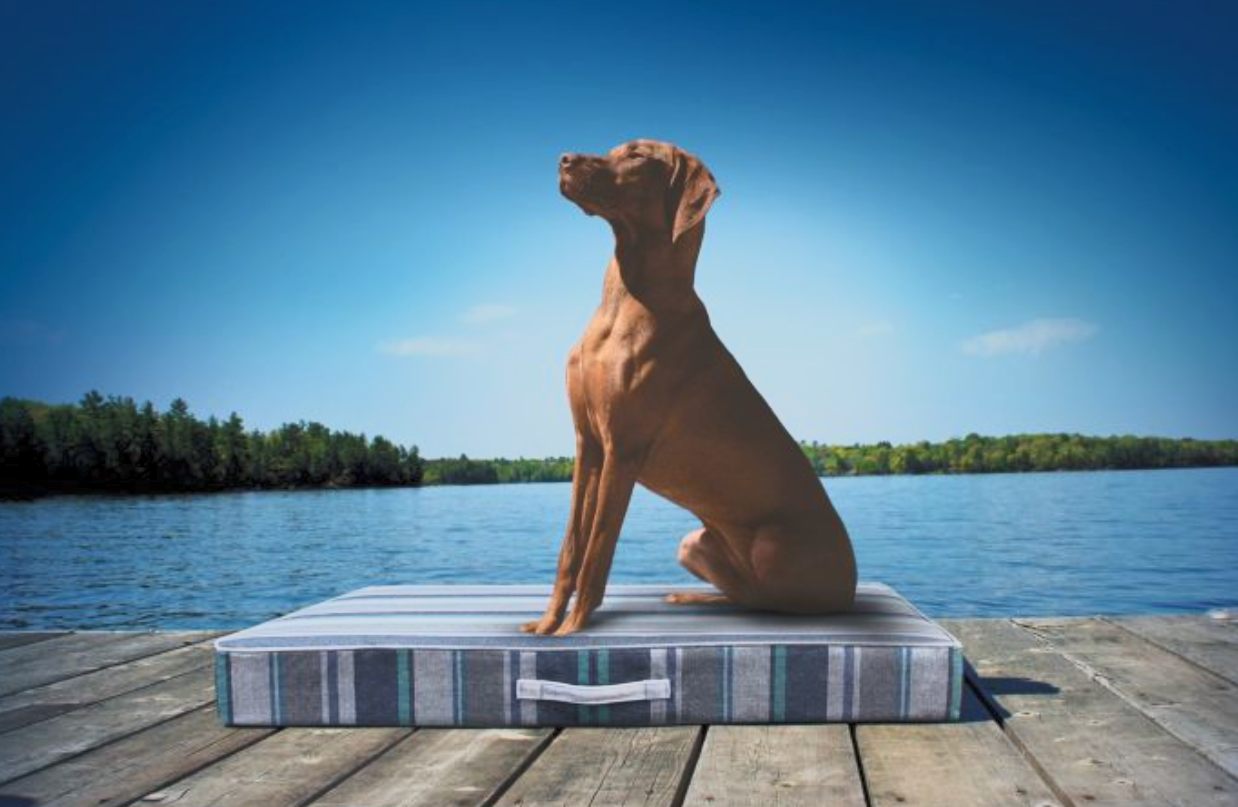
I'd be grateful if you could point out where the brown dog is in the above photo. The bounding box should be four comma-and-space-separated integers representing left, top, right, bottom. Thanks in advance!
521, 139, 857, 637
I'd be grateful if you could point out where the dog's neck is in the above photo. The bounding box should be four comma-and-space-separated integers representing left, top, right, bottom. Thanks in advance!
601, 222, 705, 317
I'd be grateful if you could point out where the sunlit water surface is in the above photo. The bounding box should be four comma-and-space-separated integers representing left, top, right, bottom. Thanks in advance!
2, 467, 1236, 628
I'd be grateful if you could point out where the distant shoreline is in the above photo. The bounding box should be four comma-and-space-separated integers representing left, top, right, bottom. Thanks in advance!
3, 392, 1235, 499
5, 456, 1236, 501
3, 464, 1236, 501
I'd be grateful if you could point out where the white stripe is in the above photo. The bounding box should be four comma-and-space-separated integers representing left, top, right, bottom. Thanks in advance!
338, 650, 356, 725
674, 648, 683, 720
519, 651, 537, 725
650, 649, 667, 724
826, 647, 845, 720
228, 653, 272, 724
731, 646, 771, 722
909, 647, 950, 718
320, 652, 330, 723
412, 650, 454, 725
503, 650, 512, 725
851, 647, 863, 719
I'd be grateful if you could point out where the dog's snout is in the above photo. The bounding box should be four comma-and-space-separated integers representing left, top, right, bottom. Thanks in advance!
560, 153, 576, 169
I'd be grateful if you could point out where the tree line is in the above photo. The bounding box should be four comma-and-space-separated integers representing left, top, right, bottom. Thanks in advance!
800, 433, 1238, 476
429, 433, 1238, 484
0, 392, 424, 495
2, 393, 1235, 496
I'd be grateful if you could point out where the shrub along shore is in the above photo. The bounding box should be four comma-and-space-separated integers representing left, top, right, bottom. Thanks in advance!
1, 393, 1235, 497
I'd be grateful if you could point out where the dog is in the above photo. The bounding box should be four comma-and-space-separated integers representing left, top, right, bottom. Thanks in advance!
521, 139, 857, 637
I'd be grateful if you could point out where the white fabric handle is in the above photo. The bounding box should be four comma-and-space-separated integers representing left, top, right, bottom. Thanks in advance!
515, 678, 671, 704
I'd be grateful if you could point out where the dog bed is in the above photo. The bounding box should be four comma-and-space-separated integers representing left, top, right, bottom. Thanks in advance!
214, 582, 963, 726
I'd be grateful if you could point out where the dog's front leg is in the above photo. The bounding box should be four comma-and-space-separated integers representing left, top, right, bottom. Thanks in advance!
553, 451, 641, 636
521, 437, 602, 634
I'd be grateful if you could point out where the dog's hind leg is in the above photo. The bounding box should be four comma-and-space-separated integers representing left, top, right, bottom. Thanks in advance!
666, 525, 752, 606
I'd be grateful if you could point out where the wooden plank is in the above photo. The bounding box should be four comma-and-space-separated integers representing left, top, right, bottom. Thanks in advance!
0, 706, 274, 807
0, 632, 67, 652
856, 684, 1064, 807
493, 727, 700, 807
947, 618, 1238, 807
0, 637, 217, 734
0, 630, 211, 697
0, 664, 216, 784
1110, 615, 1238, 684
1020, 617, 1238, 778
309, 727, 554, 807
680, 725, 865, 807
133, 727, 409, 807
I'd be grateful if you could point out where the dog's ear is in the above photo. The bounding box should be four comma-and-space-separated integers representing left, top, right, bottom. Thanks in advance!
667, 149, 720, 243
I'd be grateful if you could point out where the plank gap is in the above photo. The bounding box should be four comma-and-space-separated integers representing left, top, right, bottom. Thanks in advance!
293, 728, 419, 807
847, 723, 874, 807
477, 727, 562, 807
1102, 616, 1238, 687
0, 666, 218, 786
668, 725, 708, 807
964, 671, 1079, 807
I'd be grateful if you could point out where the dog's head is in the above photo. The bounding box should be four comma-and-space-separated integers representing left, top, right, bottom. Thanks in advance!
559, 140, 720, 244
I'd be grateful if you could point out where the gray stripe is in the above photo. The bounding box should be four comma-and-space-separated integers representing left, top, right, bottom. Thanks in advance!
327, 651, 339, 723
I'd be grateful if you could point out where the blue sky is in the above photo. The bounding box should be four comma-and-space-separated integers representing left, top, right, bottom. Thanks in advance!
2, 1, 1235, 457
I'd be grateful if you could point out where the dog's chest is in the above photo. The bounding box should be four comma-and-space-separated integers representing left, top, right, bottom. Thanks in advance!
575, 314, 666, 405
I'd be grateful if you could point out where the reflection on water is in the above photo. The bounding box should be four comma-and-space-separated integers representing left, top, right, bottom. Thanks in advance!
1, 467, 1236, 628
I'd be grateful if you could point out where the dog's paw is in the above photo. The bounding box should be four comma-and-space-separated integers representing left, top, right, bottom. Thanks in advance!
520, 615, 562, 635
551, 620, 583, 637
665, 591, 731, 605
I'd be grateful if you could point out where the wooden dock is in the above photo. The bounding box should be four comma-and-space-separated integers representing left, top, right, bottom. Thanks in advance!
1, 616, 1236, 806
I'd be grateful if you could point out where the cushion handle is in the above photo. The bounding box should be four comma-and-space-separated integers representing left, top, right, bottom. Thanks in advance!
515, 678, 671, 704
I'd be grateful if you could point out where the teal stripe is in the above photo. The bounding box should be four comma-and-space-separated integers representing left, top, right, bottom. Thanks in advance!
597, 648, 610, 725
949, 649, 963, 719
270, 654, 282, 724
397, 650, 411, 725
772, 645, 786, 722
577, 650, 590, 725
215, 654, 231, 723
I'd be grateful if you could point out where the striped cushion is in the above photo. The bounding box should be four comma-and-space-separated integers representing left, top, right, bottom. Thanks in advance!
214, 582, 963, 726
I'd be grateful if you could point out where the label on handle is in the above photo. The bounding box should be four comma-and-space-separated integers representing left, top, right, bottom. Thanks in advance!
515, 678, 671, 704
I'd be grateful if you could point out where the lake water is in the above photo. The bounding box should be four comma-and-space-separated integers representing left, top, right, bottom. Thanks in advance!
2, 467, 1236, 629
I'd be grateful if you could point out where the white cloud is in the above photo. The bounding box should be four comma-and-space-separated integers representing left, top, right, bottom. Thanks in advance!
0, 317, 67, 346
962, 318, 1098, 357
377, 336, 483, 357
460, 303, 517, 325
855, 319, 894, 338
